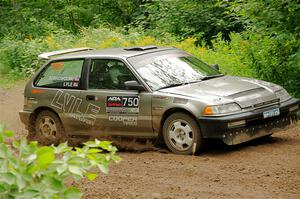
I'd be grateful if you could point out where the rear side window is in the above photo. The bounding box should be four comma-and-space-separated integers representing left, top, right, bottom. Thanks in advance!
35, 59, 84, 88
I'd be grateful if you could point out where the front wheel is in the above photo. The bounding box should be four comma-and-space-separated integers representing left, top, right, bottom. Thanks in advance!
162, 113, 204, 155
28, 110, 66, 145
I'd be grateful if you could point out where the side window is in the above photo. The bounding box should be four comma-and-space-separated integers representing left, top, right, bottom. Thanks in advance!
89, 59, 137, 90
35, 59, 84, 88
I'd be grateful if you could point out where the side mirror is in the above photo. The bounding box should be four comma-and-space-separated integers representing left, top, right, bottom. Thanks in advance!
212, 64, 219, 71
124, 80, 145, 91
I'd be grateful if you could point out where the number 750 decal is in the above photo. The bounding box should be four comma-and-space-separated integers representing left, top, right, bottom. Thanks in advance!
107, 96, 139, 108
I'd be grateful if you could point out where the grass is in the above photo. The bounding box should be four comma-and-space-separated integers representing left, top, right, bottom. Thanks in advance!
0, 74, 26, 89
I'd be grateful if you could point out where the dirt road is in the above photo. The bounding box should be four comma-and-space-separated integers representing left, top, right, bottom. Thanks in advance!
0, 84, 299, 199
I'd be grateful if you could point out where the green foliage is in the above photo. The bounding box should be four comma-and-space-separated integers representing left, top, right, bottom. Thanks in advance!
0, 0, 142, 39
128, 0, 241, 44
0, 124, 121, 199
243, 32, 300, 97
0, 0, 300, 97
229, 0, 300, 97
0, 38, 48, 76
0, 27, 251, 80
230, 0, 300, 36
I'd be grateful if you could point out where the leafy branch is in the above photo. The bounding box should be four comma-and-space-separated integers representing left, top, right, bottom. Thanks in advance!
0, 124, 121, 199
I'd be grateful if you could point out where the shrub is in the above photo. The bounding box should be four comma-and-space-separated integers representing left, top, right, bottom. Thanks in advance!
0, 124, 121, 199
221, 31, 300, 98
0, 27, 248, 77
0, 38, 48, 76
0, 27, 298, 97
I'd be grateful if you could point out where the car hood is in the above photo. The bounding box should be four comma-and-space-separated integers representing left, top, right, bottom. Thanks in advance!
159, 76, 282, 108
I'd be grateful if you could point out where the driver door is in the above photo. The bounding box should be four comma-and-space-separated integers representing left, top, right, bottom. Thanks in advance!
80, 58, 154, 137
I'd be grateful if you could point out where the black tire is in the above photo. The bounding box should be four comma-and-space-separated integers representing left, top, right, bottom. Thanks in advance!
162, 112, 204, 155
28, 110, 66, 145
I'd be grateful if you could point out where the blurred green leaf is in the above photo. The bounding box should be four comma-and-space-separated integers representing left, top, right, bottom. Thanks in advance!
56, 164, 68, 175
0, 183, 6, 192
99, 141, 113, 151
0, 173, 15, 185
0, 144, 8, 158
63, 187, 82, 199
4, 130, 14, 137
54, 142, 71, 153
16, 189, 39, 198
86, 172, 97, 181
98, 164, 109, 174
12, 141, 20, 148
0, 124, 5, 133
112, 155, 122, 163
68, 165, 83, 177
88, 148, 102, 154
36, 146, 55, 169
16, 175, 26, 190
48, 176, 63, 191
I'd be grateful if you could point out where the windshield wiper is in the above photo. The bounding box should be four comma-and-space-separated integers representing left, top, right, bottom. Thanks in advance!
158, 74, 223, 90
158, 78, 204, 90
184, 79, 202, 84
158, 83, 186, 90
201, 74, 224, 81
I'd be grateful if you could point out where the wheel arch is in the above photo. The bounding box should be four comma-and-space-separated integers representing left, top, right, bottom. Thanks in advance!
157, 107, 199, 143
28, 106, 62, 131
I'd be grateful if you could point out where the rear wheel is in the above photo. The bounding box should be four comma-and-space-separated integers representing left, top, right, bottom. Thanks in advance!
28, 110, 66, 145
162, 113, 204, 155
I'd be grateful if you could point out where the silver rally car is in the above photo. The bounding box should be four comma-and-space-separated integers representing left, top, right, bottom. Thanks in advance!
19, 46, 300, 155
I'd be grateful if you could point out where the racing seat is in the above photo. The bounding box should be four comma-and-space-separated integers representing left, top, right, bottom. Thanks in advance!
89, 61, 113, 89
108, 62, 133, 89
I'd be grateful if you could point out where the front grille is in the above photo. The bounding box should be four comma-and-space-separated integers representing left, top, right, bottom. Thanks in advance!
241, 109, 297, 132
252, 98, 280, 110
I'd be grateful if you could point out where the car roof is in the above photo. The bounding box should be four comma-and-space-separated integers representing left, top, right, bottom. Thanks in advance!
51, 46, 177, 60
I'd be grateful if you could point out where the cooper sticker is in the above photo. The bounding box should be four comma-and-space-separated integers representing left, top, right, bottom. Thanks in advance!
108, 115, 138, 126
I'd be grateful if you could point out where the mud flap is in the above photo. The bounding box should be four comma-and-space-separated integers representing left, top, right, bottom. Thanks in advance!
222, 115, 297, 145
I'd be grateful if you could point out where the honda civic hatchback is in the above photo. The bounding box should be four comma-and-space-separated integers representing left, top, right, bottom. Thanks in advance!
19, 46, 300, 155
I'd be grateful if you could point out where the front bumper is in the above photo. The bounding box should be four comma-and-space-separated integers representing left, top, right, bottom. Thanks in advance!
19, 110, 32, 130
198, 98, 300, 145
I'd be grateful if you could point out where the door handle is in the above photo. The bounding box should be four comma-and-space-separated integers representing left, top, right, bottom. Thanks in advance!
86, 95, 96, 101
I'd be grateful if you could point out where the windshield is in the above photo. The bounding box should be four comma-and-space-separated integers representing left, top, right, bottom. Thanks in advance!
127, 50, 220, 90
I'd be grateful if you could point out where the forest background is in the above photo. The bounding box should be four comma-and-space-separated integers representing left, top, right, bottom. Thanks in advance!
0, 0, 299, 97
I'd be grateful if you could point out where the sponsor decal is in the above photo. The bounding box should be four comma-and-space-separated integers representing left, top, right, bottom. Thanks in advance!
31, 89, 46, 94
63, 82, 73, 87
106, 96, 139, 109
51, 90, 100, 126
106, 107, 139, 114
49, 76, 75, 81
72, 82, 79, 87
108, 115, 138, 126
106, 96, 140, 126
51, 62, 64, 70
49, 76, 80, 88
62, 81, 79, 88
107, 96, 122, 107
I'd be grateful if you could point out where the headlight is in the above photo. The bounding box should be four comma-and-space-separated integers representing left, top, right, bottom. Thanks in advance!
275, 89, 291, 102
203, 103, 241, 115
